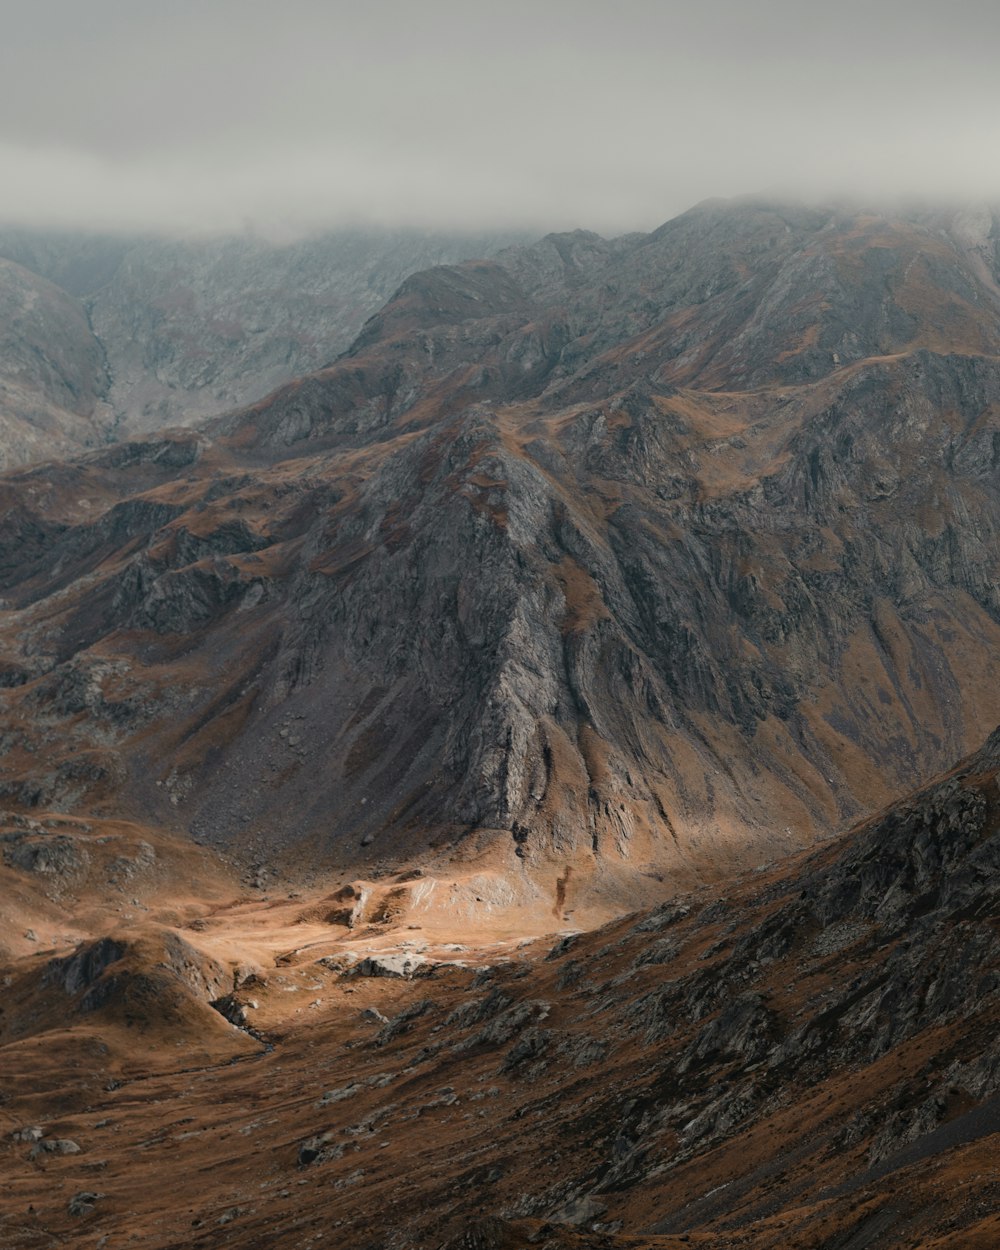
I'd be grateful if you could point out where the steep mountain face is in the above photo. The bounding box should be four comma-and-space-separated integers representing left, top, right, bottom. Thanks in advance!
2, 731, 999, 1248
0, 259, 112, 469
0, 226, 526, 449
2, 200, 1000, 897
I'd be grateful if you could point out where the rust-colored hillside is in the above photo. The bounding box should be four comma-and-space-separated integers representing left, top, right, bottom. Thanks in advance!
2, 728, 998, 1247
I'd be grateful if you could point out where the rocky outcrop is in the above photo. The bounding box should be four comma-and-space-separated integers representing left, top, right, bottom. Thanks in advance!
3, 201, 1000, 890
43, 930, 231, 1016
0, 926, 255, 1055
394, 733, 1000, 1247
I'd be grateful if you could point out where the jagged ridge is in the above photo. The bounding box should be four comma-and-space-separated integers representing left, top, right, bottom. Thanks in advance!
1, 201, 1000, 895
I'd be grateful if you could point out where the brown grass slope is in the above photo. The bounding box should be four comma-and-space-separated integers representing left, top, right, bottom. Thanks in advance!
0, 728, 998, 1247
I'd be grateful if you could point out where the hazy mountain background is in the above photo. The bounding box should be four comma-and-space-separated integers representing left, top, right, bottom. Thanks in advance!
4, 1, 1000, 237
0, 226, 527, 466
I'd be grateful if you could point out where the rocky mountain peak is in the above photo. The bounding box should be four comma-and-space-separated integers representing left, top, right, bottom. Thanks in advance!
2, 200, 1000, 907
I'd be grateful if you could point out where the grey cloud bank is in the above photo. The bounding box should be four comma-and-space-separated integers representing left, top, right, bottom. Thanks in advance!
3, 0, 1000, 235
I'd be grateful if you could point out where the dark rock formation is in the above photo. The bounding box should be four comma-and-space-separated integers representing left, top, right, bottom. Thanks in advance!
3, 200, 1000, 891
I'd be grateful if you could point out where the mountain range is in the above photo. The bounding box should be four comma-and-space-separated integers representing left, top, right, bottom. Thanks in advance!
2, 196, 1000, 1249
2, 199, 1000, 913
0, 224, 526, 466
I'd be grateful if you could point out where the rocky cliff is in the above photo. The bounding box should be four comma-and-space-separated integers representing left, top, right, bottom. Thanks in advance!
2, 199, 1000, 894
0, 226, 526, 452
0, 258, 112, 468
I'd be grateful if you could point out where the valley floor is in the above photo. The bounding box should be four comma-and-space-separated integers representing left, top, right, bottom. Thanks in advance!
3, 770, 1000, 1249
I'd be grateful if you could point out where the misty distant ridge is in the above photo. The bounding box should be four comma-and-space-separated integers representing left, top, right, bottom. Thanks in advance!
0, 222, 530, 465
4, 189, 997, 276
1, 193, 999, 472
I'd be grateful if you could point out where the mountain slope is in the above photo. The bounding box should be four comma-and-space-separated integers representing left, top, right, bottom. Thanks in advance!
0, 226, 527, 449
2, 201, 1000, 898
0, 259, 112, 469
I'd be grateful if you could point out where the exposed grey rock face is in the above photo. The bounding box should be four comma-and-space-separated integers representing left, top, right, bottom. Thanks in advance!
46, 937, 127, 997
30, 1138, 81, 1159
3, 200, 1000, 885
0, 226, 527, 454
41, 931, 231, 1027
11, 1126, 44, 1143
348, 953, 428, 979
0, 259, 112, 468
2, 832, 90, 878
210, 993, 251, 1027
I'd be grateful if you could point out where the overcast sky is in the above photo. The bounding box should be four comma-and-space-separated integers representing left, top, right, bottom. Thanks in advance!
3, 0, 999, 237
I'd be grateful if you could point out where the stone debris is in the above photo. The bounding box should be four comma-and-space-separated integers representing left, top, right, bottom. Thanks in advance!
30, 1138, 82, 1159
348, 953, 428, 979
68, 1192, 102, 1218
11, 1126, 44, 1143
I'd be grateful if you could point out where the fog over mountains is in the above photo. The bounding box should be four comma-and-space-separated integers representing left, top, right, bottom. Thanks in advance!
5, 2, 1000, 234
0, 225, 526, 466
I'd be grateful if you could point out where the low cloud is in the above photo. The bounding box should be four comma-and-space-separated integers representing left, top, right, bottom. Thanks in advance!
3, 0, 1000, 237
